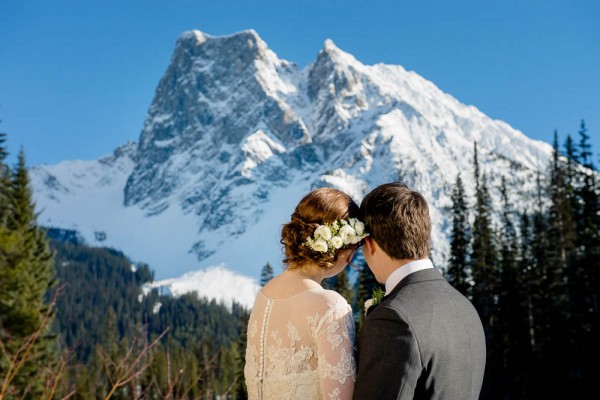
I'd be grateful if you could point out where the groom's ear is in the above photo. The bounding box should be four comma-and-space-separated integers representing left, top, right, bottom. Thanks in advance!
363, 236, 376, 256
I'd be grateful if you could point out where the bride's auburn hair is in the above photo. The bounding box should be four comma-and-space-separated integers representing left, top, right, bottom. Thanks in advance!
281, 187, 360, 270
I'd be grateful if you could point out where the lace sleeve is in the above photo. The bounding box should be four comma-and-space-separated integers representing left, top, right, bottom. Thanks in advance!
313, 297, 356, 400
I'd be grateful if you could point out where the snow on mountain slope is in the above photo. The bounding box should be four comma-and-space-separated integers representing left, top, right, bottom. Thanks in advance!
31, 29, 554, 285
142, 265, 260, 310
30, 142, 201, 276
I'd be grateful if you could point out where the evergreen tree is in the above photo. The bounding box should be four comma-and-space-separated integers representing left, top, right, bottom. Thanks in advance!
333, 266, 354, 304
447, 173, 470, 296
0, 147, 57, 397
232, 312, 249, 400
470, 142, 500, 397
563, 134, 580, 241
470, 142, 498, 337
101, 307, 120, 357
518, 211, 536, 365
0, 129, 7, 163
564, 134, 579, 176
578, 120, 592, 168
0, 129, 9, 255
542, 131, 576, 395
320, 276, 334, 290
260, 262, 274, 287
0, 129, 10, 227
576, 120, 599, 295
573, 119, 600, 393
528, 169, 552, 394
497, 177, 528, 397
548, 132, 577, 270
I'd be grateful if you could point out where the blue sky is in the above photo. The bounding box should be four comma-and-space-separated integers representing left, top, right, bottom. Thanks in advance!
1, 0, 598, 167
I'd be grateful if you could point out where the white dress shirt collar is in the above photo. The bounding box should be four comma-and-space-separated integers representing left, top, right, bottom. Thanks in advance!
385, 258, 434, 294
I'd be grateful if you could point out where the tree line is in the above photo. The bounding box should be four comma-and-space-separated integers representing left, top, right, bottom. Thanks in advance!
447, 121, 599, 398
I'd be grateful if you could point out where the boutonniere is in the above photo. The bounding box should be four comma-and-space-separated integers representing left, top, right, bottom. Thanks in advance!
364, 287, 385, 315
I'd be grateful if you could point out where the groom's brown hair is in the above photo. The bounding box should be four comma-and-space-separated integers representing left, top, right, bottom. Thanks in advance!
361, 182, 431, 260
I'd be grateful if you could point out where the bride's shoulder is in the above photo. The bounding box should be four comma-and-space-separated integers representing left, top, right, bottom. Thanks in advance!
305, 288, 351, 309
320, 288, 348, 301
302, 290, 353, 326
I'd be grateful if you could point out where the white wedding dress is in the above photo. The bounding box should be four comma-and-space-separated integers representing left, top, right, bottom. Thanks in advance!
244, 288, 356, 400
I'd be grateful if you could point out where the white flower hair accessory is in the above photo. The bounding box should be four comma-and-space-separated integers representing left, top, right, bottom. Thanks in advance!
304, 218, 368, 255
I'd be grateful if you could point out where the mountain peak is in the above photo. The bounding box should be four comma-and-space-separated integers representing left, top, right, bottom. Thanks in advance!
323, 38, 338, 52
176, 28, 267, 53
307, 38, 365, 104
319, 39, 359, 66
235, 28, 261, 40
177, 29, 209, 45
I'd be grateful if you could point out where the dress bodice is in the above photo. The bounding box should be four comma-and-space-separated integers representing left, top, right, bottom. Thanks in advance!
244, 288, 356, 400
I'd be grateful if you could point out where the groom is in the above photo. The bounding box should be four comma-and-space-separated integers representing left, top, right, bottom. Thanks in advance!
353, 182, 486, 400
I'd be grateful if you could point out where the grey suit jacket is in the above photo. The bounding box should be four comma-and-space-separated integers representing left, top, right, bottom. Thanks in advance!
353, 268, 486, 400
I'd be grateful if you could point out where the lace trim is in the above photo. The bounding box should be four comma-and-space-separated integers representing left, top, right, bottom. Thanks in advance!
327, 319, 343, 350
328, 387, 342, 400
288, 321, 301, 343
318, 347, 356, 385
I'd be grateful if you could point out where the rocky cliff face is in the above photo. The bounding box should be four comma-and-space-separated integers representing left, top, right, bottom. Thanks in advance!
31, 29, 553, 278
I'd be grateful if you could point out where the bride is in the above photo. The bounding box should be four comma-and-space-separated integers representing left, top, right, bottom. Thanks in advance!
244, 188, 367, 400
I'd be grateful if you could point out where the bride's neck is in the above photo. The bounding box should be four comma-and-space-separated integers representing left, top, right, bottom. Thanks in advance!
282, 266, 325, 285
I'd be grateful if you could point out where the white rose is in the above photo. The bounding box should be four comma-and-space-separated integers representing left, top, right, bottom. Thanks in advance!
311, 238, 328, 253
354, 221, 365, 236
339, 225, 357, 245
364, 298, 375, 315
348, 218, 357, 227
330, 236, 343, 249
314, 225, 332, 241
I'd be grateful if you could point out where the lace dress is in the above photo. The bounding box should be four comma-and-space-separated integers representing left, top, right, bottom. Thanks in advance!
244, 288, 356, 400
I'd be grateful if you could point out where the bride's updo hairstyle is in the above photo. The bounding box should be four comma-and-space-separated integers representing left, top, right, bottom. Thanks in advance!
281, 188, 360, 270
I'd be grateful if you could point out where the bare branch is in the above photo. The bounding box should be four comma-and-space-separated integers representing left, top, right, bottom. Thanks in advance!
103, 328, 168, 400
0, 285, 64, 397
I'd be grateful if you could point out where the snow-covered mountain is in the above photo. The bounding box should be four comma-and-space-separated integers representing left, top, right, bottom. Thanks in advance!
31, 29, 553, 282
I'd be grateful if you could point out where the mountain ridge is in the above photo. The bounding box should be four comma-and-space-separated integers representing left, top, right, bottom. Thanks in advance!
31, 29, 553, 279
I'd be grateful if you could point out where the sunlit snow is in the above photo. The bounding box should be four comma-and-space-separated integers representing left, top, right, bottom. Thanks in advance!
142, 265, 260, 310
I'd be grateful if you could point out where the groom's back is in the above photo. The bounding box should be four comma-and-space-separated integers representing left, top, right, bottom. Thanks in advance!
355, 268, 486, 400
389, 270, 486, 399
